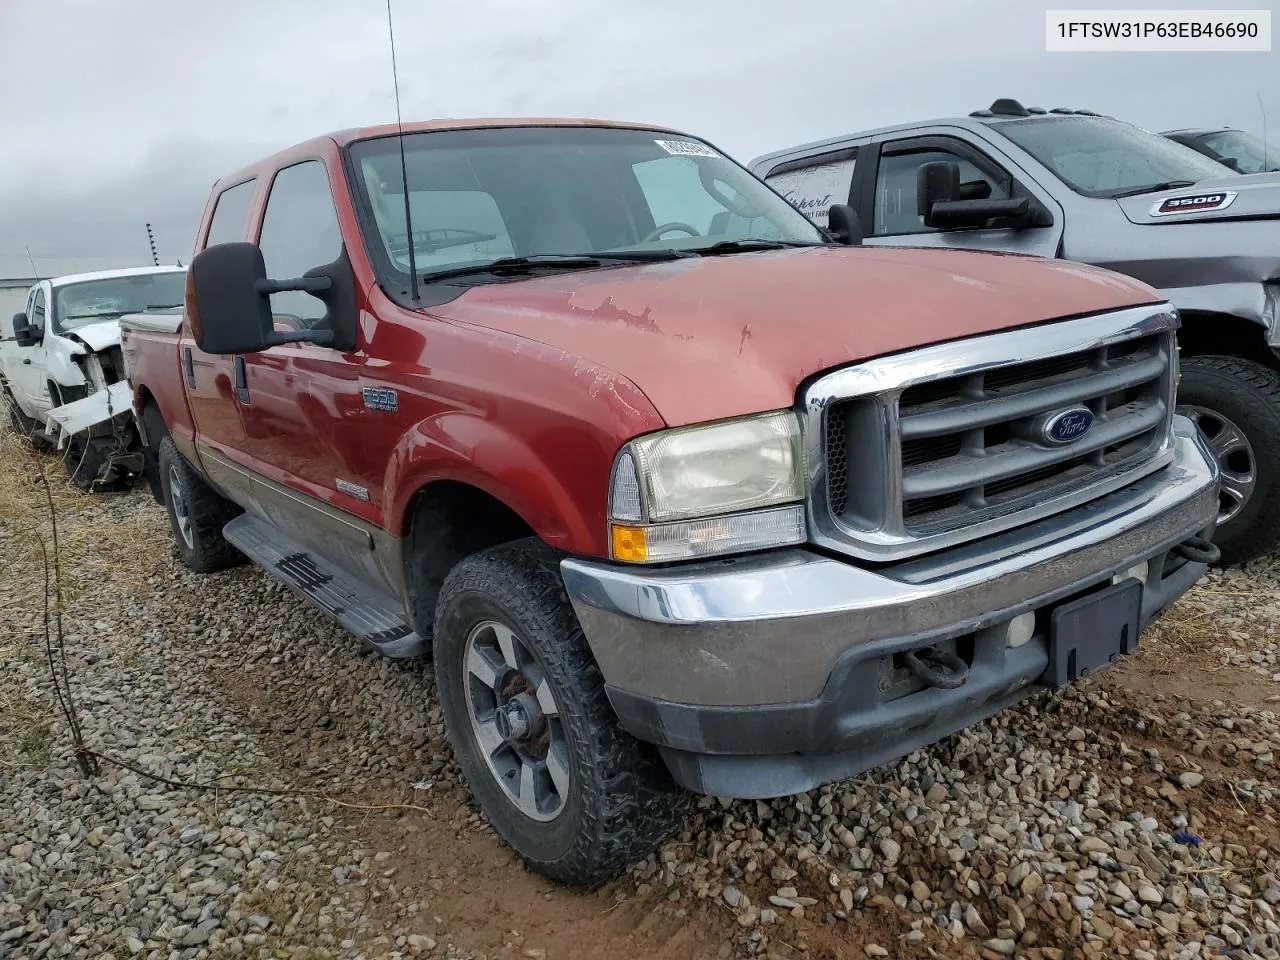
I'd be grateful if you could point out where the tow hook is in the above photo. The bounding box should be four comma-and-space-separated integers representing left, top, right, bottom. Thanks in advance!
903, 646, 970, 690
1173, 535, 1220, 565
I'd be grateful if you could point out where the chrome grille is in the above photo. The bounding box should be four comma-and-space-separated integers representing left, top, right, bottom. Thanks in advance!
805, 306, 1180, 562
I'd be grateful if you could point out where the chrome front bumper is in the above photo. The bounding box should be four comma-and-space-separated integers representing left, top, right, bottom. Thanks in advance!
562, 418, 1217, 796
562, 418, 1218, 710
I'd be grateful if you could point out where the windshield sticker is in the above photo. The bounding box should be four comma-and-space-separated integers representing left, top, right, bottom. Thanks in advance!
654, 139, 721, 159
1149, 191, 1237, 216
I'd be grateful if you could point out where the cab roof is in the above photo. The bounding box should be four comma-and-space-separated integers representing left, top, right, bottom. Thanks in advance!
214, 118, 684, 191
48, 265, 186, 289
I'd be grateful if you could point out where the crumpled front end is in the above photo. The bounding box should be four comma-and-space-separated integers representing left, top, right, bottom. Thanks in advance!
45, 342, 143, 489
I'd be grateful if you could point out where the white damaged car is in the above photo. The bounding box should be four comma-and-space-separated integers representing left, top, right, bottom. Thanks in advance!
1, 265, 186, 490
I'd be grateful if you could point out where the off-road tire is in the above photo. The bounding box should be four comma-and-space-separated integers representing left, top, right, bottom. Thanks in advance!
158, 436, 244, 573
433, 538, 687, 887
63, 433, 109, 491
1178, 355, 1280, 566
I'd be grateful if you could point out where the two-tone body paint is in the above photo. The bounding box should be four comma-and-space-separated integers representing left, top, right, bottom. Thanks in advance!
126, 118, 1167, 577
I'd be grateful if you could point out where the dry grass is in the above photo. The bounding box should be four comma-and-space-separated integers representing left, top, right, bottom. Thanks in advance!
0, 402, 171, 770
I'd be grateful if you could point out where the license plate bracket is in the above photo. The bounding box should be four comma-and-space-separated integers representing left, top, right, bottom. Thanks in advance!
1044, 579, 1143, 689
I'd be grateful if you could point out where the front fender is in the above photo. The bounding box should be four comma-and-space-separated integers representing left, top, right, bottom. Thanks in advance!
44, 337, 88, 388
384, 413, 599, 553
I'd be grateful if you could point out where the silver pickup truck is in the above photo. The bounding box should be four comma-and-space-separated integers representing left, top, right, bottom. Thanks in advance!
751, 99, 1280, 565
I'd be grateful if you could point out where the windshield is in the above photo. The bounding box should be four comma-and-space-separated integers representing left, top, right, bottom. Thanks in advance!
997, 116, 1231, 198
53, 272, 187, 333
347, 126, 826, 285
1197, 130, 1280, 175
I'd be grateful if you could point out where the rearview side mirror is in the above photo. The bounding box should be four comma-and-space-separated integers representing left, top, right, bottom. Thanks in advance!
915, 160, 1037, 230
11, 312, 39, 348
188, 242, 339, 355
826, 204, 863, 245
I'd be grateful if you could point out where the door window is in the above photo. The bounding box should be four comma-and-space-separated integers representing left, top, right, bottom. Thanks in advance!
765, 154, 857, 228
30, 289, 46, 333
874, 148, 1009, 236
205, 179, 258, 247
257, 161, 343, 329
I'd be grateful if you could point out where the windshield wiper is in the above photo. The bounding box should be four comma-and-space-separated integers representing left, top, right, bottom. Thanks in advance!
421, 251, 696, 284
699, 239, 829, 255
421, 255, 603, 284
145, 302, 184, 310
1108, 180, 1197, 199
62, 312, 124, 321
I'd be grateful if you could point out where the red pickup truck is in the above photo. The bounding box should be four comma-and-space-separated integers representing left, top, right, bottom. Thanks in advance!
123, 118, 1221, 886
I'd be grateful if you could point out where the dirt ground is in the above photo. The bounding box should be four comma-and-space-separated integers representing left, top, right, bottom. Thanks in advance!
4, 429, 1280, 960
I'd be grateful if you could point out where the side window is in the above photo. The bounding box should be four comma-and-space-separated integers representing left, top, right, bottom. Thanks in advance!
30, 289, 46, 332
874, 147, 1009, 236
257, 161, 343, 329
204, 179, 258, 248
764, 154, 857, 228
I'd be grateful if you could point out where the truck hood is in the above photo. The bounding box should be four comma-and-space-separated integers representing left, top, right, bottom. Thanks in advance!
441, 246, 1162, 426
1118, 171, 1280, 225
61, 320, 121, 353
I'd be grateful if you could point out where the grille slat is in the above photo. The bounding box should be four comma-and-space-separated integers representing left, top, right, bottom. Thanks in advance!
899, 351, 1165, 440
901, 399, 1166, 499
823, 326, 1174, 541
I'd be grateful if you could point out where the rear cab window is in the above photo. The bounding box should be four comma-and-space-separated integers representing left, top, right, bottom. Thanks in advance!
764, 152, 857, 228
204, 179, 258, 248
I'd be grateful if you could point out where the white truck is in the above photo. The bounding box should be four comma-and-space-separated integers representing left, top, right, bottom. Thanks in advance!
1, 265, 186, 489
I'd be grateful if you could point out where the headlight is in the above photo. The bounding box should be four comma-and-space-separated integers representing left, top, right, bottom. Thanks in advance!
608, 411, 807, 562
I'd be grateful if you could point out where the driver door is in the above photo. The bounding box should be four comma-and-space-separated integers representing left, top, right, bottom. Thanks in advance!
859, 135, 1062, 258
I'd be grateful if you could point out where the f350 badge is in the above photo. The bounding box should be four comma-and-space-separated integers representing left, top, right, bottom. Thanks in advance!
362, 386, 399, 412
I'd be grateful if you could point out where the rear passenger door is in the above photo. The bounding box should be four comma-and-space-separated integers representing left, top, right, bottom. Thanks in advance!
185, 178, 257, 463
858, 135, 1061, 257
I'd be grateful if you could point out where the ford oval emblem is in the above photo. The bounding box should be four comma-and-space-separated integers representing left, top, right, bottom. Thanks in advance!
1042, 407, 1094, 445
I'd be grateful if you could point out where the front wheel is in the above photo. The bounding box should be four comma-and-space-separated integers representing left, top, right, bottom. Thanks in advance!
1177, 355, 1280, 566
433, 539, 687, 886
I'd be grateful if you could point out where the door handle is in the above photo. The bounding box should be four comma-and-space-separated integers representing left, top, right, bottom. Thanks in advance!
234, 356, 250, 405
22, 359, 31, 365
183, 347, 196, 388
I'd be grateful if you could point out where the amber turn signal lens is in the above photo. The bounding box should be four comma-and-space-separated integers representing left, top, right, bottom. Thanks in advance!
611, 525, 648, 562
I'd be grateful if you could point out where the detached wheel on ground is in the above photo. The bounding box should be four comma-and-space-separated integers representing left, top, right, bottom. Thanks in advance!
433, 538, 687, 887
1177, 355, 1280, 566
157, 436, 244, 573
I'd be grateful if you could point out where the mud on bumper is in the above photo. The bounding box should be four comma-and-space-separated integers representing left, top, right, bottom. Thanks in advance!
561, 419, 1220, 799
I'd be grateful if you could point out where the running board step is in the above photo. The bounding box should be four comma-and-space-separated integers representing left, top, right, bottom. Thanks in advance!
221, 514, 426, 659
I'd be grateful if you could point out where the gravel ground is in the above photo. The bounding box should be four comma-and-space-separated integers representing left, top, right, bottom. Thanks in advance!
4, 433, 1280, 960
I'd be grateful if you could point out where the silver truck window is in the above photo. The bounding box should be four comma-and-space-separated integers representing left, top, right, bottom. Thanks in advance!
1198, 130, 1279, 175
765, 156, 857, 228
205, 179, 258, 247
998, 116, 1229, 198
874, 150, 1007, 235
257, 161, 342, 330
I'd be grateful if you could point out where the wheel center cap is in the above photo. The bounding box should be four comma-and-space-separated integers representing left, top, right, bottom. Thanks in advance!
494, 693, 541, 742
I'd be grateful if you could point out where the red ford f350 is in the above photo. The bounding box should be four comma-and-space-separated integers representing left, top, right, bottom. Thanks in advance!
123, 118, 1221, 886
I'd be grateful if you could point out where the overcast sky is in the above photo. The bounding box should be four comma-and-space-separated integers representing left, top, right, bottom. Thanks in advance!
1, 0, 1275, 263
